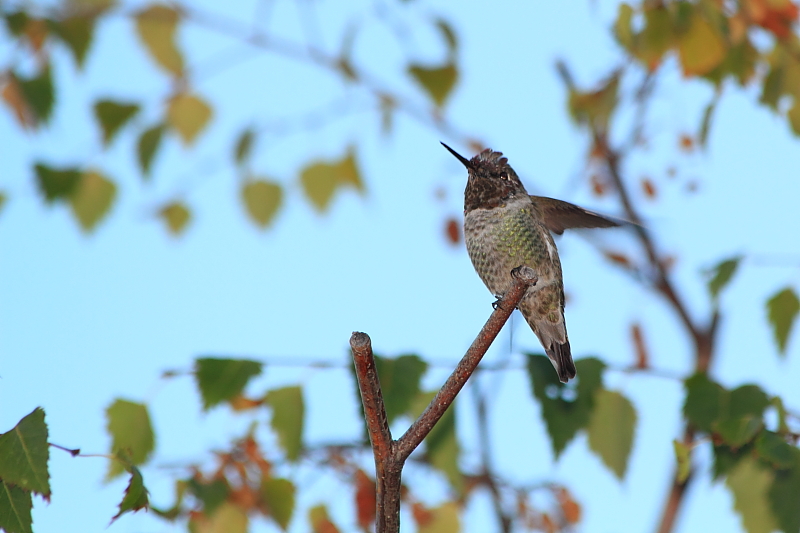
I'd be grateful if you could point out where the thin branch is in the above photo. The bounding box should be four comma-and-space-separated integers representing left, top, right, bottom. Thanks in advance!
395, 266, 538, 462
350, 331, 399, 533
591, 101, 719, 533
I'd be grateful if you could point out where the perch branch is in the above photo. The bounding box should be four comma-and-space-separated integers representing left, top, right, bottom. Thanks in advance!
349, 265, 537, 533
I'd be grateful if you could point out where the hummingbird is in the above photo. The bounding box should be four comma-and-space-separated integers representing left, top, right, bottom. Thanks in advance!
442, 142, 622, 383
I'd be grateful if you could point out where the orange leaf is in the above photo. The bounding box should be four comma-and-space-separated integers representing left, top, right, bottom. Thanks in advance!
444, 217, 460, 245
412, 502, 433, 527
556, 488, 582, 524
641, 177, 657, 199
354, 470, 376, 529
24, 19, 48, 52
1, 77, 33, 127
590, 173, 607, 196
242, 436, 271, 476
603, 250, 632, 267
229, 395, 263, 411
679, 134, 694, 151
631, 323, 649, 369
541, 513, 557, 533
230, 486, 259, 511
745, 0, 799, 39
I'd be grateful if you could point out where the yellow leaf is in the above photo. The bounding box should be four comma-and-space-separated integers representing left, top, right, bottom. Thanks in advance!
135, 5, 184, 75
725, 457, 777, 533
418, 502, 460, 533
194, 502, 248, 533
69, 170, 116, 232
167, 93, 212, 146
408, 62, 458, 107
678, 12, 726, 76
299, 148, 364, 212
159, 202, 191, 235
309, 504, 340, 533
241, 180, 282, 228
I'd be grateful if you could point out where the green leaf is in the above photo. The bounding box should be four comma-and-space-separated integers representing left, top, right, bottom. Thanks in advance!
234, 128, 255, 164
4, 12, 29, 36
69, 170, 116, 232
0, 192, 6, 214
167, 93, 212, 146
195, 501, 248, 533
677, 10, 726, 76
725, 456, 778, 533
698, 97, 717, 148
683, 373, 726, 432
673, 440, 691, 483
150, 479, 188, 520
716, 416, 762, 448
408, 62, 458, 107
111, 465, 149, 522
188, 478, 229, 514
105, 399, 154, 480
17, 66, 54, 125
712, 442, 754, 479
0, 479, 33, 533
411, 391, 462, 493
788, 99, 800, 137
265, 386, 304, 461
767, 287, 799, 355
706, 255, 742, 300
137, 124, 165, 177
769, 449, 800, 533
0, 408, 50, 497
194, 358, 263, 410
261, 477, 295, 530
755, 431, 795, 469
435, 19, 457, 56
587, 389, 637, 479
729, 384, 770, 420
527, 355, 605, 457
299, 147, 365, 212
418, 502, 460, 533
158, 202, 191, 235
135, 5, 184, 75
374, 354, 428, 424
241, 180, 283, 229
49, 16, 94, 68
93, 100, 140, 145
34, 163, 81, 203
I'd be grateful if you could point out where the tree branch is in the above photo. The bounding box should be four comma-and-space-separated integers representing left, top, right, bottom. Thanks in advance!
349, 265, 538, 533
591, 127, 719, 533
395, 266, 538, 461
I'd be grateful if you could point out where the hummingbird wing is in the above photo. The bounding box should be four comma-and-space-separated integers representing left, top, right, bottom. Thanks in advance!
530, 196, 627, 235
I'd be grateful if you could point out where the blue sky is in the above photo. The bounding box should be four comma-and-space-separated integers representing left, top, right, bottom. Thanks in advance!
2, 1, 800, 532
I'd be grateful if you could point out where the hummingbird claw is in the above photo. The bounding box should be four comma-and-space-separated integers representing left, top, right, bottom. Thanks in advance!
492, 295, 503, 311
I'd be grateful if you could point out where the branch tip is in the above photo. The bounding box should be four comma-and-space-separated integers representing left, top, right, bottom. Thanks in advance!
350, 331, 371, 350
511, 265, 538, 285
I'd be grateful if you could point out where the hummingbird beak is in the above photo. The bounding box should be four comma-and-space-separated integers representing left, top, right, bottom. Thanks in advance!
440, 142, 472, 169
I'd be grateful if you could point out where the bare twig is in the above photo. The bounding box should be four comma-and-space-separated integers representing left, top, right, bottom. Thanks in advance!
591, 122, 719, 533
350, 331, 398, 533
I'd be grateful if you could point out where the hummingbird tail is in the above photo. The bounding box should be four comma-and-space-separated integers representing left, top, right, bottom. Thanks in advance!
547, 340, 576, 383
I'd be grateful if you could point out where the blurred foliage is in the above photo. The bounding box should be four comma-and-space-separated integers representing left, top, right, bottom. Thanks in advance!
2, 0, 800, 533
